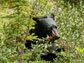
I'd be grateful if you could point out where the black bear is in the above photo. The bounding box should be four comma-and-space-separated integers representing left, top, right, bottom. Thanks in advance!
25, 13, 64, 61
25, 13, 60, 49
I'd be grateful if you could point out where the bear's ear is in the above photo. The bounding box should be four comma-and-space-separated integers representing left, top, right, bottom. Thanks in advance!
33, 17, 40, 23
50, 13, 55, 20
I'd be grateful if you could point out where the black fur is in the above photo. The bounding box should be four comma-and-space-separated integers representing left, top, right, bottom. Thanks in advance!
25, 13, 64, 61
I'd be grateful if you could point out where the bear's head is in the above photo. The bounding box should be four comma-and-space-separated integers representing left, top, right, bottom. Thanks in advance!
33, 13, 60, 40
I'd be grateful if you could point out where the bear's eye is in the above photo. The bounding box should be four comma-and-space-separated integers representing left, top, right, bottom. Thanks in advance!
50, 27, 53, 30
51, 25, 57, 29
54, 26, 57, 29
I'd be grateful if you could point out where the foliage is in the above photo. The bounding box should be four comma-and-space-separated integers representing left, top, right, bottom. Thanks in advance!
0, 0, 84, 63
